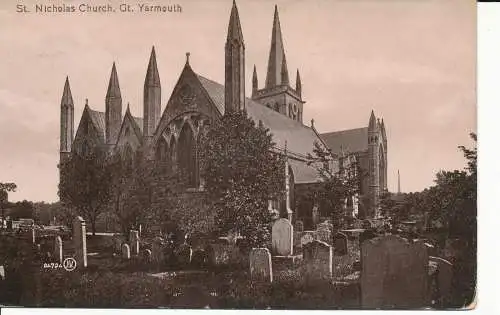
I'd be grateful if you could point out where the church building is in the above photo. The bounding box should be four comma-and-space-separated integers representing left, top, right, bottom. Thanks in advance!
59, 1, 387, 229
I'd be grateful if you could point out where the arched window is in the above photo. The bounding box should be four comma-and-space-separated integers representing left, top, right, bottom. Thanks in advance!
178, 123, 198, 188
169, 135, 177, 170
156, 136, 169, 163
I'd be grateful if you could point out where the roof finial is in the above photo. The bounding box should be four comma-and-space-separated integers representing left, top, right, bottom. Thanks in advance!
85, 98, 88, 106
186, 52, 190, 65
311, 118, 315, 128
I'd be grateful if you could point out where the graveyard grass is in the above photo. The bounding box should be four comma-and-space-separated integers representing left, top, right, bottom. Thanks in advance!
0, 234, 360, 308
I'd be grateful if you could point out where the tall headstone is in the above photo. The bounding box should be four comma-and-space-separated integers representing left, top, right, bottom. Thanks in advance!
303, 240, 333, 281
272, 218, 293, 256
333, 232, 348, 256
122, 243, 131, 259
312, 204, 319, 227
361, 235, 429, 309
152, 237, 164, 264
429, 256, 453, 307
130, 230, 140, 256
73, 216, 87, 268
249, 248, 273, 283
54, 236, 63, 263
31, 225, 36, 244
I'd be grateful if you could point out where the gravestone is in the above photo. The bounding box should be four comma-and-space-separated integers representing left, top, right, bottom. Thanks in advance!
54, 236, 63, 263
300, 232, 315, 247
429, 256, 453, 307
312, 204, 319, 227
295, 220, 304, 232
249, 248, 273, 283
31, 226, 36, 244
303, 240, 333, 281
272, 218, 293, 256
143, 249, 152, 263
176, 243, 193, 266
191, 249, 209, 268
361, 235, 429, 309
130, 230, 140, 256
333, 232, 348, 256
152, 237, 164, 264
122, 243, 131, 259
73, 216, 87, 268
0, 265, 5, 280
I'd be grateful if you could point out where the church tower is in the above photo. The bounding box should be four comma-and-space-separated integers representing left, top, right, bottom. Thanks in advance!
60, 76, 74, 162
144, 46, 161, 138
252, 5, 304, 123
105, 62, 122, 145
368, 110, 380, 217
224, 0, 245, 113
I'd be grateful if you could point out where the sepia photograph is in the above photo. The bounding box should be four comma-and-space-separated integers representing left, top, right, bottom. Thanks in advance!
0, 0, 476, 310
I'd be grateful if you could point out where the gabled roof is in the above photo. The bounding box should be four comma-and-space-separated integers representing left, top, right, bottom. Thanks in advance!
196, 74, 324, 158
320, 127, 368, 155
87, 108, 143, 143
88, 109, 106, 143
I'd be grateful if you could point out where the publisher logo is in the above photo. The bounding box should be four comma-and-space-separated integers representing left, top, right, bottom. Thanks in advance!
63, 257, 77, 271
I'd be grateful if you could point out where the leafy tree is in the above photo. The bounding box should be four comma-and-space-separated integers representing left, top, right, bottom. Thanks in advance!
306, 142, 362, 230
58, 148, 113, 235
199, 110, 285, 248
0, 182, 17, 226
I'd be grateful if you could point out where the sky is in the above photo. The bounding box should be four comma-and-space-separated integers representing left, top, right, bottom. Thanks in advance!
0, 0, 476, 202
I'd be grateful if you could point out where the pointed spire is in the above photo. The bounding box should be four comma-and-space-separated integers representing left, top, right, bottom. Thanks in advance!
85, 98, 89, 108
61, 76, 74, 106
295, 69, 302, 96
226, 0, 244, 44
106, 62, 121, 99
265, 5, 289, 88
368, 110, 376, 130
145, 46, 160, 87
252, 65, 258, 93
397, 170, 401, 194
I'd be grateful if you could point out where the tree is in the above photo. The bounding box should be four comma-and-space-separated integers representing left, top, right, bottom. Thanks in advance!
58, 148, 113, 235
306, 142, 362, 230
199, 110, 285, 248
1, 182, 17, 226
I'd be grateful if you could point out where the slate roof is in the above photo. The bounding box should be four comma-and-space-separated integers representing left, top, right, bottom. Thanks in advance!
87, 108, 144, 143
196, 74, 323, 158
196, 74, 325, 184
288, 159, 321, 184
88, 109, 106, 143
320, 127, 368, 155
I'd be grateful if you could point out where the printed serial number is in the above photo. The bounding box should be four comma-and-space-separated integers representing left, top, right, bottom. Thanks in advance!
43, 262, 63, 269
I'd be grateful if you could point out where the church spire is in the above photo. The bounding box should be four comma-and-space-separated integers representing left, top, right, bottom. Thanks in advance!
60, 76, 74, 155
295, 69, 302, 97
224, 0, 245, 113
252, 65, 258, 96
105, 62, 122, 144
368, 110, 376, 131
144, 46, 161, 138
61, 76, 74, 106
226, 0, 244, 44
265, 5, 289, 88
398, 170, 401, 194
